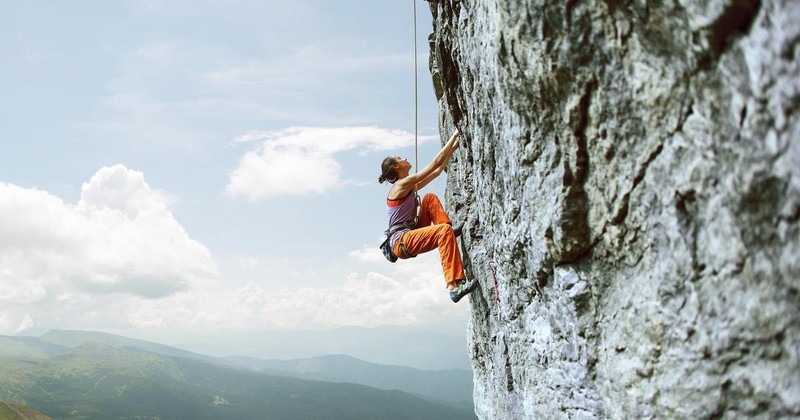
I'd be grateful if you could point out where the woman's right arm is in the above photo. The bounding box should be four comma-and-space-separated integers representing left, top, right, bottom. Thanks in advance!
414, 132, 460, 190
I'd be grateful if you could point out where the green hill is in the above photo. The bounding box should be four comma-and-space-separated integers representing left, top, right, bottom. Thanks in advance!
18, 331, 474, 409
39, 330, 208, 361
0, 336, 68, 359
0, 343, 474, 420
0, 402, 51, 419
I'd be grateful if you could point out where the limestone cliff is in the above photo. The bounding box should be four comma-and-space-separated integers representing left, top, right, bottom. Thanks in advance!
427, 0, 799, 418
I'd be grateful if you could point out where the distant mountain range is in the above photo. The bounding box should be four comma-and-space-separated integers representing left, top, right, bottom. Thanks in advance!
169, 325, 472, 370
224, 354, 473, 406
0, 330, 476, 420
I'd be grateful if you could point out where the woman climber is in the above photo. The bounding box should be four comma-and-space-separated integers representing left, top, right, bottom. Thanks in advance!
378, 130, 478, 303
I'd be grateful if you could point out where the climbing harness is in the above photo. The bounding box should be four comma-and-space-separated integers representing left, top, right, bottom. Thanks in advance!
400, 234, 417, 259
380, 220, 418, 262
380, 220, 414, 263
379, 193, 421, 263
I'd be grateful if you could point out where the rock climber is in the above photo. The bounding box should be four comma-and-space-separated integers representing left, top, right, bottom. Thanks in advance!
378, 129, 478, 303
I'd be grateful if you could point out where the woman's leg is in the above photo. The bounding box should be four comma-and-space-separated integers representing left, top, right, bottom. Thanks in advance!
393, 224, 465, 286
416, 193, 451, 228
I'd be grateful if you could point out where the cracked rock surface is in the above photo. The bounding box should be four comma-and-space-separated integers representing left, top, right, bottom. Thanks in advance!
428, 0, 800, 418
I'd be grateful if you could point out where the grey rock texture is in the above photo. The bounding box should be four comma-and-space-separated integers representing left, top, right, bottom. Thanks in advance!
427, 0, 799, 418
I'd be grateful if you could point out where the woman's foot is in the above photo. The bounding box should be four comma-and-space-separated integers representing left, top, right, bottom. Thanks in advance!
449, 279, 478, 303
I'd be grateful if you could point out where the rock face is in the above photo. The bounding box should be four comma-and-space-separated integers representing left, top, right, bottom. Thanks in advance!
427, 1, 799, 418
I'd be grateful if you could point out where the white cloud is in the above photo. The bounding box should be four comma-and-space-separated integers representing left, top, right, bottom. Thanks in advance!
98, 251, 468, 332
226, 126, 436, 200
0, 165, 469, 335
202, 41, 411, 89
253, 252, 468, 328
349, 244, 386, 264
79, 163, 171, 217
234, 255, 260, 271
0, 165, 217, 312
0, 312, 33, 334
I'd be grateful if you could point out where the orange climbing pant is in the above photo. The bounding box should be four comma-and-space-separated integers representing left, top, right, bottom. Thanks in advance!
393, 193, 465, 287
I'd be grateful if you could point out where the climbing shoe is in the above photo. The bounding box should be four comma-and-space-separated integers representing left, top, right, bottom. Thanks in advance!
449, 278, 478, 303
453, 223, 464, 238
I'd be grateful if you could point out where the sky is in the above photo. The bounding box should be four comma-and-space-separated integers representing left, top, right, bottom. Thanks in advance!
0, 0, 470, 344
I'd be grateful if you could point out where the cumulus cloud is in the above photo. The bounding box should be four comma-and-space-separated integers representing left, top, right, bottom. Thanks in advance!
0, 164, 218, 331
348, 243, 387, 264
226, 126, 436, 200
252, 252, 468, 328
0, 312, 33, 334
102, 252, 467, 331
0, 165, 469, 335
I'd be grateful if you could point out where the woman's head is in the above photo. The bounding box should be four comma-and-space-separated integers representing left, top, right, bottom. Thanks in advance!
379, 156, 412, 184
378, 157, 399, 184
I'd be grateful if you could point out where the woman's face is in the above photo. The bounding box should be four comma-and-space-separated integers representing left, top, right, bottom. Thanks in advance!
395, 157, 411, 171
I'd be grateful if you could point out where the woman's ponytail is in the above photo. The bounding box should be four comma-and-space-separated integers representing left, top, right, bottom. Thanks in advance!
379, 157, 398, 184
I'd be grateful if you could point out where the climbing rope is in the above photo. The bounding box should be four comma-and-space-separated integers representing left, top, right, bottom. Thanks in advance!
413, 0, 419, 173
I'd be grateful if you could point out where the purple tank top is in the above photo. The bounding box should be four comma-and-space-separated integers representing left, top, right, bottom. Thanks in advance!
387, 192, 418, 248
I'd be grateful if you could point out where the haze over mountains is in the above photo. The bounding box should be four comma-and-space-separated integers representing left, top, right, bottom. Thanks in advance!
167, 325, 472, 370
224, 354, 473, 406
0, 330, 476, 419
